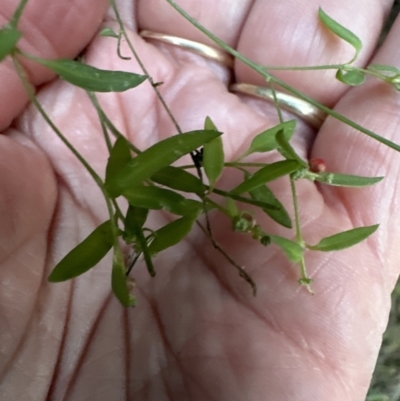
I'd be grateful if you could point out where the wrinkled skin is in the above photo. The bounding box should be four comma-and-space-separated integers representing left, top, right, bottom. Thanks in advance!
1, 0, 400, 400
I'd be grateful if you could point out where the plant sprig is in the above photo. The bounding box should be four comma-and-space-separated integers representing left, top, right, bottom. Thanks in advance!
0, 0, 393, 305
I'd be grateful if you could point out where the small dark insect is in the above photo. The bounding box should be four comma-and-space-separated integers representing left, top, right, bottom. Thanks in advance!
192, 147, 204, 168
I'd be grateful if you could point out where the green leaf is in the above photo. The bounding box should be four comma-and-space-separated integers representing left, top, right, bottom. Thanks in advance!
99, 27, 119, 38
367, 64, 400, 76
249, 185, 292, 228
105, 136, 132, 186
151, 166, 205, 195
336, 69, 365, 86
315, 172, 383, 187
123, 206, 149, 243
270, 235, 303, 262
307, 224, 379, 252
243, 120, 296, 157
125, 213, 155, 276
225, 197, 239, 217
203, 117, 224, 190
394, 81, 400, 92
231, 160, 301, 194
0, 25, 21, 61
214, 189, 279, 210
318, 8, 362, 62
123, 186, 203, 216
148, 214, 197, 255
126, 206, 148, 228
275, 129, 308, 167
48, 220, 114, 282
36, 58, 147, 92
106, 130, 222, 197
112, 247, 136, 307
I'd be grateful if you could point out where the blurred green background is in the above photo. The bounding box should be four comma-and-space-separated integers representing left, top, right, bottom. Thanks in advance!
367, 285, 400, 401
366, 2, 400, 400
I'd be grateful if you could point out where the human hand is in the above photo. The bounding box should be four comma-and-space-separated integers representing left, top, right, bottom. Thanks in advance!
1, 0, 399, 400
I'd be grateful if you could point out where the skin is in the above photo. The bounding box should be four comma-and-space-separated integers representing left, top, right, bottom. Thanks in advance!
0, 0, 400, 399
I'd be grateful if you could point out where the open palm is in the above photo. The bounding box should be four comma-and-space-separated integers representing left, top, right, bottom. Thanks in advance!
1, 0, 400, 400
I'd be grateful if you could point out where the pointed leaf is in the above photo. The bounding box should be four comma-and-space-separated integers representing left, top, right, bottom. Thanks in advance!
0, 25, 21, 61
318, 8, 362, 61
99, 27, 119, 38
275, 129, 308, 167
336, 69, 365, 86
231, 160, 301, 194
148, 214, 197, 255
315, 172, 383, 187
225, 197, 239, 218
36, 58, 147, 92
126, 214, 155, 276
308, 224, 379, 252
105, 136, 132, 185
249, 185, 292, 228
151, 166, 205, 195
244, 120, 296, 157
112, 247, 136, 307
214, 188, 279, 210
203, 117, 224, 190
126, 206, 148, 228
123, 206, 149, 243
106, 130, 222, 197
270, 235, 303, 262
367, 64, 400, 76
123, 186, 203, 216
48, 220, 114, 282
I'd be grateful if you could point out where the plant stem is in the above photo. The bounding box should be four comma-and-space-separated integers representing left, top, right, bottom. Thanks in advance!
13, 55, 121, 246
166, 0, 400, 152
290, 176, 313, 293
110, 0, 183, 135
196, 220, 257, 296
87, 91, 142, 154
10, 0, 29, 28
13, 57, 104, 189
269, 81, 284, 124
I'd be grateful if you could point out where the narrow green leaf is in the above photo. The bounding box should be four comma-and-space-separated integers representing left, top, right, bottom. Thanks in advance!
244, 120, 296, 157
336, 69, 365, 86
275, 129, 308, 167
270, 235, 303, 262
126, 214, 155, 276
123, 186, 203, 216
315, 172, 383, 187
231, 160, 301, 194
106, 130, 222, 197
249, 185, 292, 228
148, 214, 197, 255
151, 166, 205, 195
123, 206, 149, 243
307, 224, 379, 252
318, 8, 362, 61
203, 117, 224, 190
105, 136, 132, 186
394, 81, 400, 92
36, 58, 147, 92
126, 205, 148, 228
0, 25, 21, 61
112, 247, 136, 307
214, 188, 279, 210
48, 220, 113, 282
99, 27, 119, 38
367, 64, 400, 76
225, 197, 239, 218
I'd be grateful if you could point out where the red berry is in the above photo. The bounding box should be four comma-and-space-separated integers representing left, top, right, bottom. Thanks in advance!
309, 158, 326, 173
